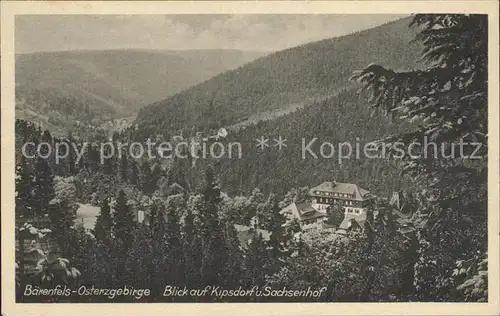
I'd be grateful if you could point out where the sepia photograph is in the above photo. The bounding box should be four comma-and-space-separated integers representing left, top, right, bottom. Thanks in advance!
1, 1, 499, 315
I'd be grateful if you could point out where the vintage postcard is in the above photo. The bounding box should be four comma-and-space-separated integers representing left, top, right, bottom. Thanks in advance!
1, 1, 499, 315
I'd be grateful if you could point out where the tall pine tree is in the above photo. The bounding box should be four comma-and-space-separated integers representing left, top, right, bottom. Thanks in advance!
200, 167, 228, 288
129, 160, 140, 187
119, 152, 128, 183
224, 223, 244, 288
141, 160, 153, 194
150, 203, 168, 297
15, 155, 34, 218
164, 203, 184, 290
112, 189, 136, 284
182, 208, 203, 291
32, 156, 55, 217
93, 197, 113, 248
351, 14, 488, 301
244, 232, 268, 289
266, 193, 286, 270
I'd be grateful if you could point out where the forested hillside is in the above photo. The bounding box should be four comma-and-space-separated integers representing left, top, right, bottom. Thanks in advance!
133, 17, 421, 138
167, 88, 414, 198
16, 49, 266, 136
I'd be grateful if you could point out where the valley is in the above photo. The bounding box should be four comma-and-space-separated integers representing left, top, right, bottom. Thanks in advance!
15, 49, 267, 137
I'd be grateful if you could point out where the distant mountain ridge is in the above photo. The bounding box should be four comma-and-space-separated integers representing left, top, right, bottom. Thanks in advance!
133, 17, 422, 139
15, 49, 266, 136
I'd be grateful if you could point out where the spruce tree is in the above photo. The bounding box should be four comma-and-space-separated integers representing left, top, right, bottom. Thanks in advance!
67, 131, 76, 175
76, 143, 86, 171
129, 160, 140, 186
325, 203, 345, 228
150, 203, 167, 297
113, 190, 135, 250
141, 160, 153, 194
124, 224, 153, 290
164, 204, 184, 289
351, 14, 488, 300
399, 233, 419, 300
267, 194, 286, 269
200, 167, 228, 287
119, 152, 128, 183
93, 197, 113, 248
112, 189, 136, 282
87, 144, 100, 172
244, 232, 268, 288
15, 155, 34, 218
32, 156, 55, 217
87, 238, 114, 288
166, 157, 188, 189
224, 223, 244, 288
49, 199, 76, 256
182, 208, 203, 290
149, 163, 163, 194
102, 148, 115, 175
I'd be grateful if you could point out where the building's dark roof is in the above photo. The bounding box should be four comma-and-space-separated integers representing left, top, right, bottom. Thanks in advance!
309, 181, 373, 201
295, 202, 317, 216
300, 210, 327, 221
280, 202, 326, 224
339, 217, 364, 231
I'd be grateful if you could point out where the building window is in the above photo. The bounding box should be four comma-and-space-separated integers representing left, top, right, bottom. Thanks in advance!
137, 210, 145, 223
355, 209, 360, 214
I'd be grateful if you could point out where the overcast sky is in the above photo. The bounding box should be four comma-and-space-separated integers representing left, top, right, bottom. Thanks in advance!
16, 14, 407, 53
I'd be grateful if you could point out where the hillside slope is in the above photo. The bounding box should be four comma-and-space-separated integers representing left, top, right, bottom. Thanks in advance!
134, 17, 421, 138
15, 49, 266, 135
174, 88, 415, 197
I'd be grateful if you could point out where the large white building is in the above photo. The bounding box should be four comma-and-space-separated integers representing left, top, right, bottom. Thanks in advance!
281, 180, 374, 231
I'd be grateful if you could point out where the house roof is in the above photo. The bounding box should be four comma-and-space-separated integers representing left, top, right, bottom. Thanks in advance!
281, 202, 326, 222
339, 214, 366, 230
300, 210, 327, 221
309, 181, 373, 201
339, 216, 365, 231
295, 202, 317, 216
